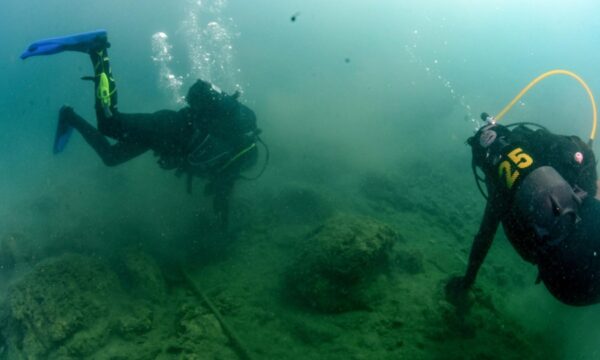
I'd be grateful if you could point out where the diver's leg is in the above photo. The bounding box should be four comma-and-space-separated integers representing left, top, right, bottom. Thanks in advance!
88, 47, 121, 138
59, 106, 148, 166
538, 197, 600, 305
87, 47, 190, 147
208, 145, 259, 230
210, 178, 235, 231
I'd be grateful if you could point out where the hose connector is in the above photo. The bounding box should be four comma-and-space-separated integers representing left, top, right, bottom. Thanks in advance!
480, 112, 496, 124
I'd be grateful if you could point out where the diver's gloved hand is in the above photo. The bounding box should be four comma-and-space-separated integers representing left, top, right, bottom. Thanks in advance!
444, 275, 471, 307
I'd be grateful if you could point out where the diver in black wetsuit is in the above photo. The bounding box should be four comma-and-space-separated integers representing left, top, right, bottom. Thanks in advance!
37, 32, 260, 230
446, 113, 600, 306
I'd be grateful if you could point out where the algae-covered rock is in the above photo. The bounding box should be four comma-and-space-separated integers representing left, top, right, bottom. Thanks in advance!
1, 253, 121, 358
115, 304, 154, 340
121, 250, 166, 303
54, 322, 112, 359
286, 214, 397, 313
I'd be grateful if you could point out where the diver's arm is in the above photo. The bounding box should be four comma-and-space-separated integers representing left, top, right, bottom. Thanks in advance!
463, 202, 500, 288
445, 201, 500, 304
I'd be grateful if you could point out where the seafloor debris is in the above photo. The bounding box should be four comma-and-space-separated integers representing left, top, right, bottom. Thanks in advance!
285, 213, 397, 313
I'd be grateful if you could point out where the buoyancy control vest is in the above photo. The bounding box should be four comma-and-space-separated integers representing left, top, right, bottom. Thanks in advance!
157, 95, 260, 191
183, 98, 259, 176
469, 122, 597, 201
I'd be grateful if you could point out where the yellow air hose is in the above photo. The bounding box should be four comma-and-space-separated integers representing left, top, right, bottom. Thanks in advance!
494, 69, 598, 144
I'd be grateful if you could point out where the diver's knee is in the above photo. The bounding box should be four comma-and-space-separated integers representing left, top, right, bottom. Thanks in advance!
101, 155, 120, 167
97, 122, 117, 138
59, 105, 75, 115
59, 105, 77, 124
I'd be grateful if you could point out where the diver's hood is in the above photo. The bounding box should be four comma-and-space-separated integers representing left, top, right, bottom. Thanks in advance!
186, 79, 224, 109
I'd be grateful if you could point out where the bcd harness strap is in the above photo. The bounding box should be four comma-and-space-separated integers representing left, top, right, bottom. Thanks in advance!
183, 135, 258, 194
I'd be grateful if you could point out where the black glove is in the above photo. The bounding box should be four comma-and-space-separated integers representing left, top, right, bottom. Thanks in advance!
445, 275, 471, 307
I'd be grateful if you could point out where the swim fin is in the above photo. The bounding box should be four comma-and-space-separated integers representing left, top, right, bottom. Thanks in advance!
21, 29, 108, 60
53, 107, 75, 154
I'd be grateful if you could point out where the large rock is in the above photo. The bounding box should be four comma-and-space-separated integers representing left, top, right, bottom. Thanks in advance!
121, 250, 167, 303
1, 253, 121, 358
286, 214, 397, 313
160, 301, 237, 359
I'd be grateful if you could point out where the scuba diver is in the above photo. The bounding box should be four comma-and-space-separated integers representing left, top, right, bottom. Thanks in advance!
21, 30, 262, 230
446, 107, 600, 306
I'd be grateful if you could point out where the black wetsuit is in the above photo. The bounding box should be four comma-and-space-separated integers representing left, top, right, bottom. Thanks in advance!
62, 47, 258, 229
463, 122, 600, 305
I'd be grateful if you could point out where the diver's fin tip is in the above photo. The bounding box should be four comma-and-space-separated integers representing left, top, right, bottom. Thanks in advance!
20, 29, 109, 59
53, 126, 73, 154
53, 108, 75, 154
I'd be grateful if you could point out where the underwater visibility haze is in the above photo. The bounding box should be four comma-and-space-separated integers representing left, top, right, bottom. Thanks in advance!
1, 0, 600, 359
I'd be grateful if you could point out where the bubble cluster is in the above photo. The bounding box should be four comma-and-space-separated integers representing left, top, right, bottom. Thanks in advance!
182, 0, 241, 91
151, 32, 185, 104
405, 30, 479, 129
151, 0, 242, 106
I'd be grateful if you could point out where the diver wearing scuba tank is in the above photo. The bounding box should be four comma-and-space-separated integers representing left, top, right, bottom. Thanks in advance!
447, 112, 600, 306
22, 30, 263, 230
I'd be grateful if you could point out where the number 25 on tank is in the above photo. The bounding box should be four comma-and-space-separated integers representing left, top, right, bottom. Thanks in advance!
498, 148, 533, 189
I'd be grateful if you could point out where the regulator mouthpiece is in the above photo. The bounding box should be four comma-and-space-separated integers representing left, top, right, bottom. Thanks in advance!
480, 112, 495, 123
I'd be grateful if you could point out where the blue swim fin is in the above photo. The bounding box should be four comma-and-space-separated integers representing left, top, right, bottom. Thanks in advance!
54, 125, 73, 154
53, 107, 75, 154
21, 29, 108, 60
